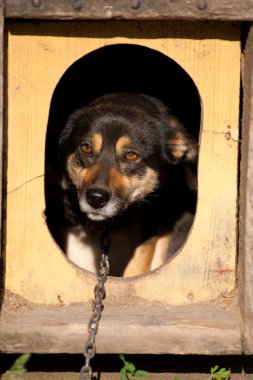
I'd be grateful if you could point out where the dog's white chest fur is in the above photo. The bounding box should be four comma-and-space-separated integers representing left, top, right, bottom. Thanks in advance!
66, 229, 97, 272
65, 212, 193, 277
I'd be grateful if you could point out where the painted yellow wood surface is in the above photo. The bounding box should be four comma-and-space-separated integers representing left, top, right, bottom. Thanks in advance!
6, 21, 240, 305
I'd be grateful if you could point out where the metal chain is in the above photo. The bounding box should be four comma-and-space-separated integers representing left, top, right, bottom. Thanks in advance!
80, 227, 110, 380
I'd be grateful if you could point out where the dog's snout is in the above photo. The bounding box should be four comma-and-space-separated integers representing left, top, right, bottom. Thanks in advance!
86, 188, 110, 209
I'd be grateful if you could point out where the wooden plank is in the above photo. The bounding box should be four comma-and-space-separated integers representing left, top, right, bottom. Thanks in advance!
239, 24, 253, 355
5, 21, 240, 306
4, 0, 253, 21
0, 304, 242, 354
0, 0, 3, 283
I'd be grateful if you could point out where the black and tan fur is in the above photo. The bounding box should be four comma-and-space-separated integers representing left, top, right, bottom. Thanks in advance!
54, 93, 197, 276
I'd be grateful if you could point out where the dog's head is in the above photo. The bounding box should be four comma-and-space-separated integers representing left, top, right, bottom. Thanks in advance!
59, 93, 197, 222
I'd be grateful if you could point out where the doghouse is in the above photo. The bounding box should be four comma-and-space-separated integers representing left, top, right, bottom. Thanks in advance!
0, 0, 253, 355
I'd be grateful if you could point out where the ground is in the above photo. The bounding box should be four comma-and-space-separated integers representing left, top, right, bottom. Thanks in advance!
1, 354, 253, 380
1, 372, 253, 379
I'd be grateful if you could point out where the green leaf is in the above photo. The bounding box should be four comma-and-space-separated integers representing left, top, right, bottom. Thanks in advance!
119, 355, 127, 365
219, 367, 228, 373
211, 365, 219, 374
209, 365, 231, 380
126, 362, 136, 373
9, 354, 31, 373
134, 369, 149, 377
216, 368, 230, 379
120, 355, 135, 372
120, 368, 128, 380
119, 356, 136, 373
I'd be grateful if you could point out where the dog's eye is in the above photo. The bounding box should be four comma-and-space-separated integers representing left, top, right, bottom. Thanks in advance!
125, 151, 139, 161
81, 143, 92, 154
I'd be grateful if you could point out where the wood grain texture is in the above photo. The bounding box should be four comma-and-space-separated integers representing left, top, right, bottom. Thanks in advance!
0, 304, 242, 354
5, 21, 240, 306
239, 24, 253, 355
0, 0, 3, 267
4, 0, 253, 21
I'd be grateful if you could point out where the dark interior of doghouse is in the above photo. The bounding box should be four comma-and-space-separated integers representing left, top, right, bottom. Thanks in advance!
44, 43, 201, 276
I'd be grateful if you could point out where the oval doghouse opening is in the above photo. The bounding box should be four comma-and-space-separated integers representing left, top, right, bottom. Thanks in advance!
45, 43, 201, 277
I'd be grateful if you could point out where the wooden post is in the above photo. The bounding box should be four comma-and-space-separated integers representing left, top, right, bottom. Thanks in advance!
239, 23, 253, 355
0, 0, 4, 289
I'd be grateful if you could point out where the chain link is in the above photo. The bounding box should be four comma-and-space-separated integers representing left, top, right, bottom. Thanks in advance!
80, 227, 110, 380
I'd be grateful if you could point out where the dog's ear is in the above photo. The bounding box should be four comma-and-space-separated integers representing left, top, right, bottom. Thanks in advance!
165, 116, 198, 163
59, 110, 81, 148
59, 108, 86, 159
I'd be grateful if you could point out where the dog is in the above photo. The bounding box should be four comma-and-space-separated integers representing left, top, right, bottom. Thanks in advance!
54, 93, 197, 277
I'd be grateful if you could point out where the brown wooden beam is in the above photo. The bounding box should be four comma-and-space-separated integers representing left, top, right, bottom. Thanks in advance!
4, 0, 253, 21
0, 304, 242, 354
0, 0, 3, 286
239, 23, 253, 355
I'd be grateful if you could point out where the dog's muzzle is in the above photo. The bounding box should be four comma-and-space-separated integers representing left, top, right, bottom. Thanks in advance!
78, 187, 126, 221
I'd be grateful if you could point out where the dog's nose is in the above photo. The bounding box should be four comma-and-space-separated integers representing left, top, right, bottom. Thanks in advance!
86, 188, 110, 209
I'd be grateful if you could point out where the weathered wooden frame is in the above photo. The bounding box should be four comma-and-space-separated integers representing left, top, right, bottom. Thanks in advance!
4, 0, 253, 21
0, 0, 3, 288
0, 1, 252, 355
239, 24, 253, 355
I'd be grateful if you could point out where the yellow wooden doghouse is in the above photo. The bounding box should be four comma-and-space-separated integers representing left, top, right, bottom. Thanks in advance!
1, 2, 248, 355
6, 20, 240, 305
